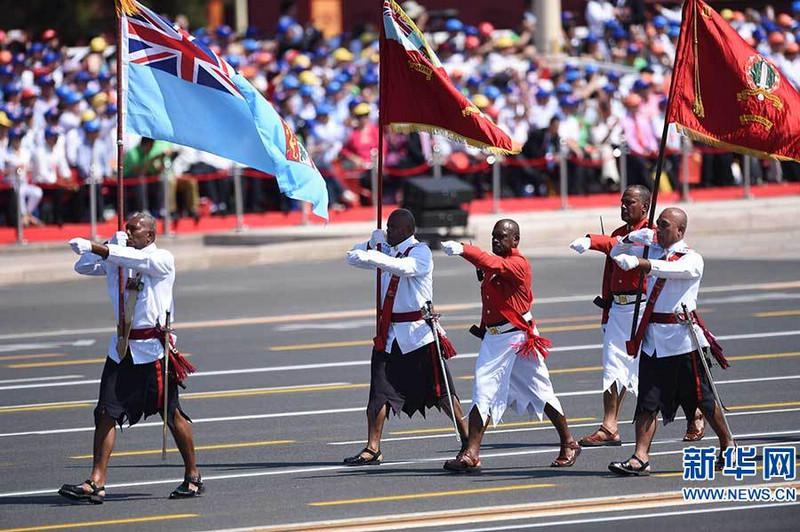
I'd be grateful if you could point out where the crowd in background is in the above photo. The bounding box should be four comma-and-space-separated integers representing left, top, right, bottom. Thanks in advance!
2, 0, 800, 227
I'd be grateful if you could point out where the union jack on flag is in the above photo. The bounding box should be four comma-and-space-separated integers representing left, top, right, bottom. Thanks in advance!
125, 2, 243, 99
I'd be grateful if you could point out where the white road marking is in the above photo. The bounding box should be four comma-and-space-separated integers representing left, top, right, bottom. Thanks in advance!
0, 278, 797, 341
2, 374, 796, 413
0, 375, 83, 385
446, 502, 800, 532
0, 429, 796, 499
0, 339, 94, 353
0, 327, 797, 392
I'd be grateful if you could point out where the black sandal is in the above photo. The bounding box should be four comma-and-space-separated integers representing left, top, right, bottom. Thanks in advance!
608, 455, 651, 476
58, 479, 105, 504
169, 475, 205, 499
343, 447, 382, 466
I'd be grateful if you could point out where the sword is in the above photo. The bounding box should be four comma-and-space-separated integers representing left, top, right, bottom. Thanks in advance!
421, 301, 460, 442
678, 303, 734, 441
161, 310, 171, 460
600, 215, 605, 235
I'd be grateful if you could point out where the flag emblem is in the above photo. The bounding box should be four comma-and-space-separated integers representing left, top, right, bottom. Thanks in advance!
745, 55, 780, 96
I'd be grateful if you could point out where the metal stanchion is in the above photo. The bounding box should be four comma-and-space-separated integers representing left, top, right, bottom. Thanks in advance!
232, 163, 245, 233
14, 168, 25, 245
370, 148, 379, 220
161, 157, 172, 237
432, 143, 442, 179
300, 201, 309, 226
559, 140, 568, 211
681, 136, 690, 202
743, 154, 752, 199
89, 165, 98, 242
619, 138, 628, 193
491, 155, 501, 214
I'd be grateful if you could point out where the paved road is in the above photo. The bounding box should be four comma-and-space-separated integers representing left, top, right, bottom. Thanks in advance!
0, 251, 798, 531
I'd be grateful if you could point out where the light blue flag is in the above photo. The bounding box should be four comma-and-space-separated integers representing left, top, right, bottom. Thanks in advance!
122, 1, 328, 219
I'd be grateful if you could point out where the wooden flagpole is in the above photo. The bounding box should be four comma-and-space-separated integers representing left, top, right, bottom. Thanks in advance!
116, 1, 126, 338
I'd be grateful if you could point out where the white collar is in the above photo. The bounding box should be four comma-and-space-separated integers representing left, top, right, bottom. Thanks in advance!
394, 235, 418, 254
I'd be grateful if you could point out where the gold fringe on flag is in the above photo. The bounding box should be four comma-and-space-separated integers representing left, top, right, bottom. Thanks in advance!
116, 0, 140, 16
692, 0, 705, 118
675, 123, 800, 163
389, 122, 521, 155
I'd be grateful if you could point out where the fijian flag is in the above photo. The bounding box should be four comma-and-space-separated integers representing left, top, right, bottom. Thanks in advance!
120, 0, 329, 218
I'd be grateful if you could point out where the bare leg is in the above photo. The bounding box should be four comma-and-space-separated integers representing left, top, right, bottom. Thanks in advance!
634, 411, 658, 463
545, 403, 575, 445
439, 397, 469, 441
465, 405, 490, 460
602, 383, 626, 433
701, 401, 733, 449
360, 404, 388, 459
169, 411, 199, 479
85, 413, 117, 492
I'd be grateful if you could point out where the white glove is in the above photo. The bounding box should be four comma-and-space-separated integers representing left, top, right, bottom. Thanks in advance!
69, 237, 92, 255
569, 236, 591, 254
369, 229, 386, 249
113, 231, 128, 246
440, 240, 464, 256
613, 253, 640, 271
346, 249, 369, 266
627, 228, 655, 246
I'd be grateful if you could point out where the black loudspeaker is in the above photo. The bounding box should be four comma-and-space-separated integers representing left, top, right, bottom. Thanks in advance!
402, 176, 473, 229
402, 176, 474, 210
414, 209, 469, 228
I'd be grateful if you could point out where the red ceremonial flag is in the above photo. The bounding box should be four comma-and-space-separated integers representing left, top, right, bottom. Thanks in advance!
380, 0, 520, 154
668, 0, 800, 161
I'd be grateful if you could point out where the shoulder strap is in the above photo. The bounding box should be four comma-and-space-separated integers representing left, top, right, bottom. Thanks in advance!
372, 245, 416, 352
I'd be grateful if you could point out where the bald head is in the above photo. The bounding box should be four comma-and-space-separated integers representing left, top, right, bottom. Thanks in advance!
655, 207, 688, 248
491, 219, 520, 256
386, 208, 416, 246
126, 211, 157, 249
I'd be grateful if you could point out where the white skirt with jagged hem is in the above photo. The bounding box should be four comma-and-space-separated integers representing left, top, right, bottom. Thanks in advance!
471, 328, 563, 427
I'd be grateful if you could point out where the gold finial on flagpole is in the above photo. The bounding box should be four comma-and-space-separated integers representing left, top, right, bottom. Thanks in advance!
116, 0, 140, 16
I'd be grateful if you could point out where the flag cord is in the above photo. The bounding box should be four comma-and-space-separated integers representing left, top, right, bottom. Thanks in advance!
692, 0, 705, 118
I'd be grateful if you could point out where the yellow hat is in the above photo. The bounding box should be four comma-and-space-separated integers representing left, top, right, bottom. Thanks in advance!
292, 54, 311, 69
352, 102, 371, 117
333, 47, 354, 62
90, 36, 107, 53
298, 70, 319, 86
81, 109, 98, 122
720, 9, 734, 21
91, 92, 109, 108
472, 94, 490, 108
0, 111, 11, 128
495, 35, 514, 49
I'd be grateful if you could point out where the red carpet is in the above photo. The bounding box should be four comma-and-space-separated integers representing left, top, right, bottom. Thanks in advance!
3, 182, 799, 246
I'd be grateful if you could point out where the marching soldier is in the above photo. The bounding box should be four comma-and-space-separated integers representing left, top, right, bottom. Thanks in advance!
569, 185, 705, 447
343, 208, 469, 465
439, 219, 580, 473
59, 212, 203, 503
607, 208, 733, 476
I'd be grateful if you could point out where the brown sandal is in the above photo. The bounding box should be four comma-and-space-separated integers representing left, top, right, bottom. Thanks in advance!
684, 412, 705, 442
443, 450, 482, 474
551, 441, 581, 467
578, 425, 622, 447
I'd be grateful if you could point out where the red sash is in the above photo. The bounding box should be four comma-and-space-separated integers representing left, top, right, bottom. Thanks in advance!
625, 252, 684, 357
373, 247, 415, 353
128, 326, 196, 384
483, 277, 551, 360
624, 250, 727, 368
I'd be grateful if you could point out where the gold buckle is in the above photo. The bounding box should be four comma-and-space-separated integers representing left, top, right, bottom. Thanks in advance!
487, 326, 500, 335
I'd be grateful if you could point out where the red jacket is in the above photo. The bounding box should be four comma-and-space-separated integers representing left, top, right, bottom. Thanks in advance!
588, 218, 650, 324
462, 244, 531, 326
